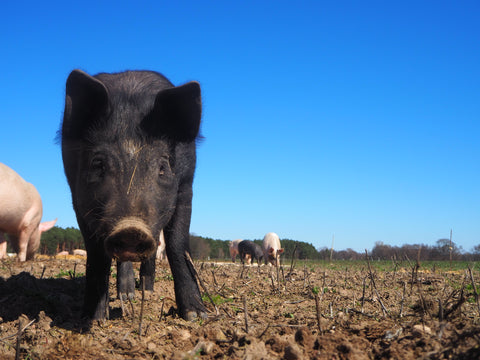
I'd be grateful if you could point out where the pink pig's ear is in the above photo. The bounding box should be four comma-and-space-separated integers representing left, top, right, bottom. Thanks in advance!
39, 218, 58, 233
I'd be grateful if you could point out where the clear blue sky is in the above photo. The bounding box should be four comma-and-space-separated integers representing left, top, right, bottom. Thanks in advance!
1, 1, 479, 253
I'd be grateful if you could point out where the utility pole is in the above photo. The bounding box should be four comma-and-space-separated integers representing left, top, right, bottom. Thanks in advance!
449, 229, 453, 269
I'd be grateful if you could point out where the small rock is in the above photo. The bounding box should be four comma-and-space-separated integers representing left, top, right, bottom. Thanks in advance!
191, 340, 215, 355
37, 311, 52, 331
384, 328, 402, 340
178, 329, 191, 341
214, 329, 227, 341
412, 324, 432, 336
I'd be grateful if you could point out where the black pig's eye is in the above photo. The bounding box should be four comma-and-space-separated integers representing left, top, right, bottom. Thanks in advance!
159, 164, 166, 176
158, 158, 171, 178
88, 157, 106, 183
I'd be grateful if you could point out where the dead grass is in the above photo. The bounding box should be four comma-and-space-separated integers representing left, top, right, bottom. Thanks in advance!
1, 257, 479, 359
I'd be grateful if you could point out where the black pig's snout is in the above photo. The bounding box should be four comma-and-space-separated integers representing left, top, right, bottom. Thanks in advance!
105, 217, 156, 261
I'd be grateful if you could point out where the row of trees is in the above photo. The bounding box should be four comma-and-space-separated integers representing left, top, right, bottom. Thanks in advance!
369, 239, 478, 261
187, 235, 480, 262
318, 240, 480, 262
39, 226, 84, 254
5, 226, 479, 261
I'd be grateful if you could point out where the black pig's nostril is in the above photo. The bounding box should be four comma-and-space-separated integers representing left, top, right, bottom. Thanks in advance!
136, 243, 149, 253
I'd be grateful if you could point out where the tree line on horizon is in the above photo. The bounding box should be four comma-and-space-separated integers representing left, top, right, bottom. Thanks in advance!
4, 226, 479, 261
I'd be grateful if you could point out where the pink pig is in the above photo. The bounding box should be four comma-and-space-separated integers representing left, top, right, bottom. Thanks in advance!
262, 232, 284, 267
73, 249, 87, 257
0, 163, 57, 261
156, 229, 166, 261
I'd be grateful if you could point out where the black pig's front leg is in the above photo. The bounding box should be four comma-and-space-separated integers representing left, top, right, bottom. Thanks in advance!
165, 187, 206, 320
83, 241, 112, 320
116, 261, 135, 300
140, 253, 157, 292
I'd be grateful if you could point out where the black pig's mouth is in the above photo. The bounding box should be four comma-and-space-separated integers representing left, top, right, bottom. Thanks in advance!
105, 217, 156, 261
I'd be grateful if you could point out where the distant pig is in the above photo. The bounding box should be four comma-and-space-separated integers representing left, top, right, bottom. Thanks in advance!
262, 232, 284, 267
0, 163, 57, 261
156, 230, 166, 261
238, 240, 264, 266
229, 239, 243, 262
60, 69, 206, 321
73, 249, 87, 257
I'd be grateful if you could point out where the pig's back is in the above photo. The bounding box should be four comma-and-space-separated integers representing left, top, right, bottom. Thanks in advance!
0, 163, 40, 230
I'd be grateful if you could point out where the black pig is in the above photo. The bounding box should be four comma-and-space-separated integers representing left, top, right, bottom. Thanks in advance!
238, 240, 264, 266
61, 69, 206, 321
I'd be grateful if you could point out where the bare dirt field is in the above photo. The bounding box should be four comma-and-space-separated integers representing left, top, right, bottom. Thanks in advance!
1, 256, 479, 359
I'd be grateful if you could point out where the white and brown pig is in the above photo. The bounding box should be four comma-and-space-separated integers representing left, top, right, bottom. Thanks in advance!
229, 239, 243, 262
262, 232, 284, 267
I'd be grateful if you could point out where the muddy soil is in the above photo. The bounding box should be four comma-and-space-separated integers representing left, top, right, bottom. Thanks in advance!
0, 256, 479, 359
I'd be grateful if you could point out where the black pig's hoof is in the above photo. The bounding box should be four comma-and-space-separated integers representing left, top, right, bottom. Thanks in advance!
118, 291, 135, 301
186, 310, 208, 322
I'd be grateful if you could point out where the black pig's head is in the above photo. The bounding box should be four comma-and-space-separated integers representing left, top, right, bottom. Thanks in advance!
61, 70, 201, 261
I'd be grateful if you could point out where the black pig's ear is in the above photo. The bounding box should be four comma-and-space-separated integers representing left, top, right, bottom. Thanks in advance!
143, 81, 201, 142
62, 69, 109, 140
